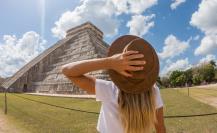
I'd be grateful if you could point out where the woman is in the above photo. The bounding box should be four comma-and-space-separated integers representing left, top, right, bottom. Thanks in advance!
61, 35, 166, 133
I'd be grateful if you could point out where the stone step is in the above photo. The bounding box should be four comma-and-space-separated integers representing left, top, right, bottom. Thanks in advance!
48, 55, 96, 68
57, 47, 95, 61
32, 81, 72, 85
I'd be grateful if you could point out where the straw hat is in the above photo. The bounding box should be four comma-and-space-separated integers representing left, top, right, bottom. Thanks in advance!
107, 35, 159, 94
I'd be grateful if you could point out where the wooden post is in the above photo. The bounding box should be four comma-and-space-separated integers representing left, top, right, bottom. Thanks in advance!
188, 87, 189, 96
4, 88, 7, 114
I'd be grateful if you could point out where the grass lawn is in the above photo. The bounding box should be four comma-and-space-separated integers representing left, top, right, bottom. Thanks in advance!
0, 89, 217, 133
161, 89, 217, 133
177, 85, 217, 109
0, 93, 101, 133
178, 85, 217, 98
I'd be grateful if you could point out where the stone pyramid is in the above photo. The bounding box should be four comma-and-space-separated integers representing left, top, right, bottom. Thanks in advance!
2, 22, 111, 94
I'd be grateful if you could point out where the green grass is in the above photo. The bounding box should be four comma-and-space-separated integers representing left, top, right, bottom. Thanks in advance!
161, 89, 217, 133
0, 89, 217, 133
0, 93, 101, 133
178, 86, 217, 98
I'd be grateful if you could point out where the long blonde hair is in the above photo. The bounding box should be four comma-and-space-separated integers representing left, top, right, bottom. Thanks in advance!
117, 86, 157, 133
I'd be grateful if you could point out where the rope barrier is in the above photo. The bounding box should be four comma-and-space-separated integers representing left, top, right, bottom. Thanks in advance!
11, 93, 99, 115
10, 93, 217, 118
164, 112, 217, 118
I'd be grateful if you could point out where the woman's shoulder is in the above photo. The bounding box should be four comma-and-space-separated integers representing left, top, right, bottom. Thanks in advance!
153, 83, 164, 108
95, 79, 118, 102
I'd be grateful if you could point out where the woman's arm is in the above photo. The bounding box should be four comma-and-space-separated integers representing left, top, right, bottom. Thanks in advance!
61, 50, 146, 94
61, 57, 112, 94
155, 107, 166, 133
61, 57, 112, 77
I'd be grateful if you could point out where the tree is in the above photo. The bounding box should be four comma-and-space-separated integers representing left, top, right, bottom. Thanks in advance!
209, 60, 216, 67
176, 73, 187, 87
169, 70, 187, 87
184, 69, 193, 86
164, 60, 217, 87
169, 71, 181, 87
192, 73, 202, 85
200, 63, 215, 83
214, 69, 217, 82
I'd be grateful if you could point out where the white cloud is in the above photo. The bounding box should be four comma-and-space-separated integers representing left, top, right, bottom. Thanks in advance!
158, 34, 190, 59
194, 34, 217, 55
126, 14, 155, 37
111, 0, 157, 14
199, 54, 216, 64
51, 0, 158, 39
190, 0, 217, 55
170, 0, 186, 10
0, 31, 47, 78
52, 0, 119, 39
190, 0, 217, 35
161, 58, 192, 76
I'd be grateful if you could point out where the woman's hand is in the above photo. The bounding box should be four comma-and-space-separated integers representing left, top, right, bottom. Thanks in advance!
108, 50, 146, 77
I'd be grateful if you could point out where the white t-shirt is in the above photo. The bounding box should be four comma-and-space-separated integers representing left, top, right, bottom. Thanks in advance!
95, 78, 164, 133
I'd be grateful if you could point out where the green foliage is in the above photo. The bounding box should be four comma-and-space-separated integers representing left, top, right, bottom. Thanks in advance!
214, 69, 217, 81
159, 61, 217, 87
209, 60, 216, 67
201, 64, 215, 82
176, 74, 187, 86
192, 73, 202, 85
169, 71, 187, 87
184, 69, 193, 85
193, 63, 215, 84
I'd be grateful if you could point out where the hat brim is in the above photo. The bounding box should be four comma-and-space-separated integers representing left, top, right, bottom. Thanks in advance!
107, 35, 159, 94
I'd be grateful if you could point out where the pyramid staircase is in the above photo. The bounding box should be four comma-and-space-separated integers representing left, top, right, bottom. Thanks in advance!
2, 22, 110, 94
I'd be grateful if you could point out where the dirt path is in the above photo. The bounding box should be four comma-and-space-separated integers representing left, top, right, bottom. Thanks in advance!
190, 83, 217, 89
176, 84, 217, 109
172, 83, 217, 90
190, 84, 217, 108
190, 94, 217, 109
0, 111, 27, 133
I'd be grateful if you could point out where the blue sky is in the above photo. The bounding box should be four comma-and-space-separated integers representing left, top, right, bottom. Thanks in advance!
0, 0, 217, 78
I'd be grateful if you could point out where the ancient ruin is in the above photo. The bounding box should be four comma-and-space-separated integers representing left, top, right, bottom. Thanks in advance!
1, 22, 111, 94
